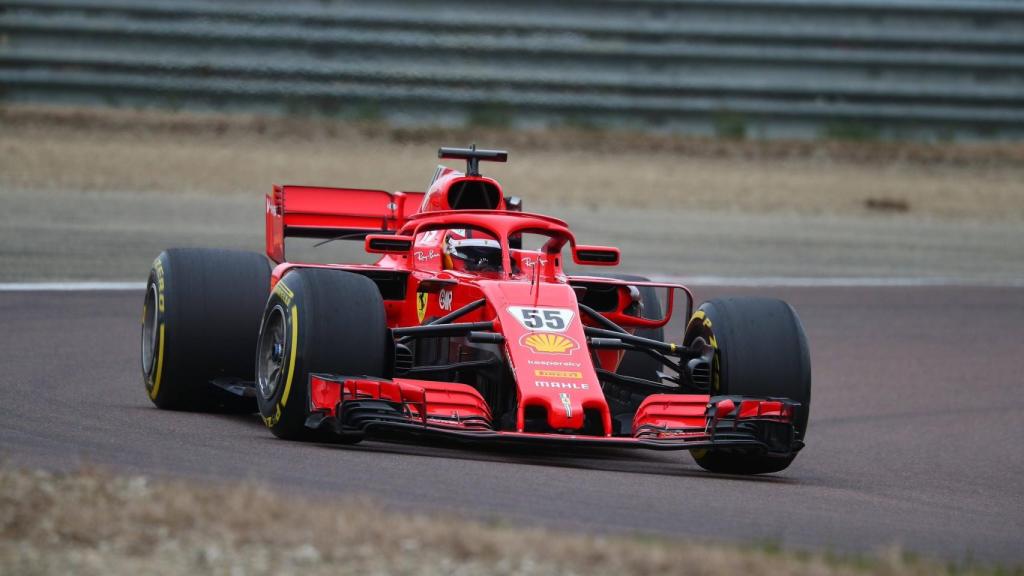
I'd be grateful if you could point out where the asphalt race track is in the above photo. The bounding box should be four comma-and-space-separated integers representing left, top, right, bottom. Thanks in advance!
1, 285, 1022, 563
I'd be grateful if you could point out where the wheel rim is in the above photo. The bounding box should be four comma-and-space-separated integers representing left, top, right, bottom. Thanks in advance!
257, 305, 288, 401
693, 334, 720, 393
141, 283, 159, 377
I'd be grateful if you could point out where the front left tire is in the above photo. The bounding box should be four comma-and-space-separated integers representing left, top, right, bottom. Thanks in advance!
683, 297, 811, 474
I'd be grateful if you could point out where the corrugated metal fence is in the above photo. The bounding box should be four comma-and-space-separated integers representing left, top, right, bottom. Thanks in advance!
2, 0, 1023, 139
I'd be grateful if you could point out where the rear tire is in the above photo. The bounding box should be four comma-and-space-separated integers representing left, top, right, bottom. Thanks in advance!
141, 248, 270, 411
683, 297, 811, 474
255, 268, 391, 441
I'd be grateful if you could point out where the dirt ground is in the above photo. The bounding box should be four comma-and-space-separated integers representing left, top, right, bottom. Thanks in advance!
3, 105, 1023, 222
0, 465, 1009, 576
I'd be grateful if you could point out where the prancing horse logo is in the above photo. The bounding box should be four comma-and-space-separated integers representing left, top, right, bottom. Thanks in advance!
416, 292, 428, 323
559, 393, 572, 418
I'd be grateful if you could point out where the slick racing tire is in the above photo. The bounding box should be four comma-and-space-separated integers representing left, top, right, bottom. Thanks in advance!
255, 269, 391, 442
142, 248, 271, 412
683, 297, 811, 475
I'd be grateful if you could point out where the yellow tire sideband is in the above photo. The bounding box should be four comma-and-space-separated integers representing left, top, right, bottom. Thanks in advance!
146, 257, 167, 400
148, 323, 165, 401
280, 304, 298, 408
263, 303, 299, 428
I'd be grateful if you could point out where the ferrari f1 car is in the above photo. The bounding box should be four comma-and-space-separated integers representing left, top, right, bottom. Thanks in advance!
141, 146, 810, 474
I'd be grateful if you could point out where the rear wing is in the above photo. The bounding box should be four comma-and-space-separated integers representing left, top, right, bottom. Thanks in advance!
266, 185, 425, 263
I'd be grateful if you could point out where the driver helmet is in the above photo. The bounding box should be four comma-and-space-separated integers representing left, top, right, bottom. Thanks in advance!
443, 234, 502, 272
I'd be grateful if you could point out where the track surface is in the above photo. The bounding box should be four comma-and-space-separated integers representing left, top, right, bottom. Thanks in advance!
1, 286, 1023, 563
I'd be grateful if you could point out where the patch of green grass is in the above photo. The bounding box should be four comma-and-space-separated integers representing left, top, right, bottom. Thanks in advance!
821, 120, 882, 142
466, 102, 513, 129
713, 109, 748, 140
754, 537, 784, 555
349, 100, 383, 122
559, 112, 603, 132
283, 96, 315, 117
311, 97, 342, 117
100, 92, 120, 108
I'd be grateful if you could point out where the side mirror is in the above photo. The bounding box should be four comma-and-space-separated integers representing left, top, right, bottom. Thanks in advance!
365, 234, 413, 255
572, 245, 620, 266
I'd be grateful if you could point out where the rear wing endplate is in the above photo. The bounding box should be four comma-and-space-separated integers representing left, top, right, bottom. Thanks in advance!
266, 185, 425, 263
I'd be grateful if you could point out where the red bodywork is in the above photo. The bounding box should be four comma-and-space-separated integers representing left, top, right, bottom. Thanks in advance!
263, 160, 799, 452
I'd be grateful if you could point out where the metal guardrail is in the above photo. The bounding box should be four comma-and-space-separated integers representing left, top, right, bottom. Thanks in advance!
2, 0, 1022, 139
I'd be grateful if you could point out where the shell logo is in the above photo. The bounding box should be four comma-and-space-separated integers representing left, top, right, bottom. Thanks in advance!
520, 332, 579, 355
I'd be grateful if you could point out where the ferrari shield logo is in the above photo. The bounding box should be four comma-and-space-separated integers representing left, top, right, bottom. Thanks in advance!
560, 393, 572, 418
416, 292, 428, 323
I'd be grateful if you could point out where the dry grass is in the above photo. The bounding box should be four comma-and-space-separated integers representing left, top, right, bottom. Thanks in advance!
0, 464, 1011, 576
2, 105, 1023, 221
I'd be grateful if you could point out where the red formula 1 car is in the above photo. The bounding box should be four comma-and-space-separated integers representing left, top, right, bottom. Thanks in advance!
141, 147, 810, 474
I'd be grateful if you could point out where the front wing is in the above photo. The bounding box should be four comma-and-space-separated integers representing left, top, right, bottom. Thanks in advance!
304, 375, 804, 456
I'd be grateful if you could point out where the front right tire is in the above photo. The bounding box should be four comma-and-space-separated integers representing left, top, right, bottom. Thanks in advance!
256, 268, 391, 441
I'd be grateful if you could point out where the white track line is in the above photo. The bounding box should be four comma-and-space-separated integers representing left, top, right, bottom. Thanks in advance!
1, 277, 1022, 292
0, 282, 147, 292
652, 275, 1024, 288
